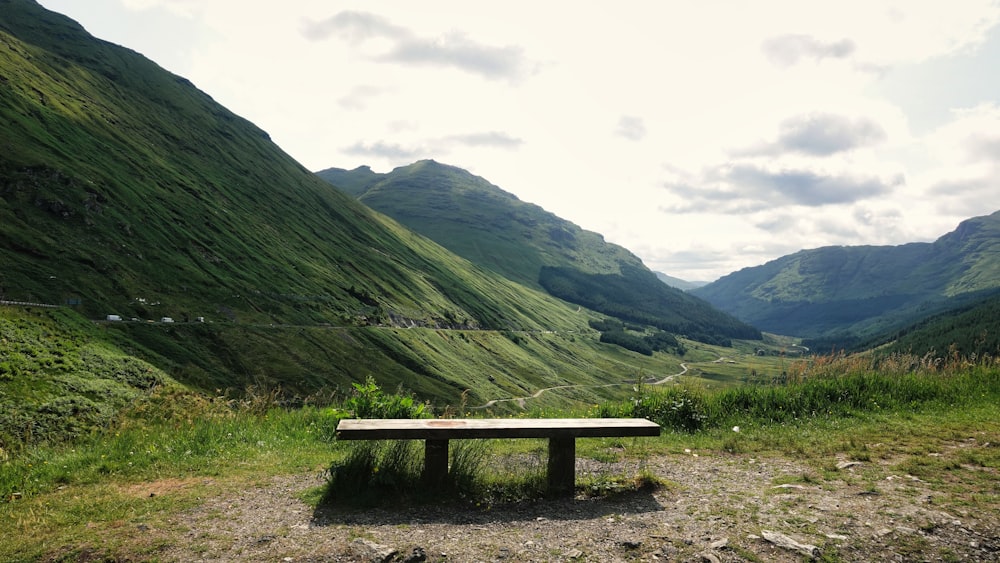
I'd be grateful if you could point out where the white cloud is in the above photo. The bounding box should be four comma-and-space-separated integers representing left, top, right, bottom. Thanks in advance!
918, 103, 1000, 216
302, 10, 535, 81
762, 35, 856, 67
746, 113, 888, 156
343, 131, 522, 161
337, 85, 388, 111
119, 0, 203, 18
615, 116, 647, 141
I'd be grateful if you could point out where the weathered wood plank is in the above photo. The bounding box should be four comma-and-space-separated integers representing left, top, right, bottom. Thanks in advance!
335, 418, 660, 441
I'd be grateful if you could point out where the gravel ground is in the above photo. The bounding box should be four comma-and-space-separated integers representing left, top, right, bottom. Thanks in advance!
142, 447, 999, 562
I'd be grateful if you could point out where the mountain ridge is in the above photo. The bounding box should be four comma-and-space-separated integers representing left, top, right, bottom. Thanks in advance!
317, 160, 761, 343
0, 0, 578, 332
655, 272, 707, 291
318, 159, 645, 287
691, 210, 1000, 340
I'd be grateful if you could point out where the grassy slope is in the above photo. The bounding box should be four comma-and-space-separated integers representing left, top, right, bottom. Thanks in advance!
0, 303, 691, 455
319, 159, 647, 289
0, 0, 707, 428
0, 1, 573, 331
318, 160, 760, 342
692, 210, 1000, 340
0, 306, 179, 453
876, 291, 1000, 357
2, 356, 997, 561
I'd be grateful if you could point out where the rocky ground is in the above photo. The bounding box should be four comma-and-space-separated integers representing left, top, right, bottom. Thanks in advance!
139, 447, 999, 562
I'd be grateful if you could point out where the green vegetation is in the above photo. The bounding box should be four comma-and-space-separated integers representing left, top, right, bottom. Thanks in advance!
590, 319, 685, 356
601, 352, 1000, 432
318, 160, 759, 345
1, 303, 702, 454
693, 211, 1000, 342
2, 355, 998, 561
0, 307, 174, 455
0, 0, 717, 418
317, 159, 645, 292
541, 264, 760, 344
879, 292, 1000, 358
342, 375, 427, 419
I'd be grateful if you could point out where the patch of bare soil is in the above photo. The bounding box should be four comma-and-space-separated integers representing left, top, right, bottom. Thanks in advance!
147, 452, 999, 562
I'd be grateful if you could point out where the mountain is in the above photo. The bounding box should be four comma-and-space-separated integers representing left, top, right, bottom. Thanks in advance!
317, 161, 760, 344
0, 1, 575, 331
691, 210, 1000, 342
655, 272, 707, 291
317, 160, 651, 289
0, 0, 696, 421
878, 292, 1000, 358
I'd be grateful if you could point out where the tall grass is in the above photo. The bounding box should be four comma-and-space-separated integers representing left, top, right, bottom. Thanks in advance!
323, 437, 550, 507
0, 386, 343, 501
6, 353, 998, 506
599, 353, 1000, 431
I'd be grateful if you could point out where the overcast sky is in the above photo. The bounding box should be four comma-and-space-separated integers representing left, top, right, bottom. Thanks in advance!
38, 0, 1000, 281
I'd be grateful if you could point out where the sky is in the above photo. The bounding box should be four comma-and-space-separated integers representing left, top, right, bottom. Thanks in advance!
37, 0, 1000, 282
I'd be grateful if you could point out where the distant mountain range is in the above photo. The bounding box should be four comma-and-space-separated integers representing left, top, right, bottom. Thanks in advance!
691, 210, 1000, 346
655, 272, 707, 291
317, 161, 760, 344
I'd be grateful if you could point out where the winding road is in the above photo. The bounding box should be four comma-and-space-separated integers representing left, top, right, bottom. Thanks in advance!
470, 363, 689, 409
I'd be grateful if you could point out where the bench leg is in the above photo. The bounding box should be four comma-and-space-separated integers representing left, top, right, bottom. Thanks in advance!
547, 437, 575, 496
423, 439, 449, 486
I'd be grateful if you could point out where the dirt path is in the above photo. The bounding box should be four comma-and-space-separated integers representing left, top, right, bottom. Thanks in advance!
144, 448, 999, 562
472, 364, 689, 410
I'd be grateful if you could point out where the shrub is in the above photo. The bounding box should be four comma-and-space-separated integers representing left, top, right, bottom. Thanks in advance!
599, 330, 653, 356
326, 377, 429, 504
342, 376, 427, 419
600, 384, 707, 432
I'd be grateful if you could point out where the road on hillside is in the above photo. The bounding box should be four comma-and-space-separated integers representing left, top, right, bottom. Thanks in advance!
470, 363, 689, 410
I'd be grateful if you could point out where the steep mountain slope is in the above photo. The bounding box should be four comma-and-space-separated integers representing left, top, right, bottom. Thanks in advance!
691, 210, 1000, 340
317, 160, 647, 289
318, 161, 760, 343
0, 0, 694, 414
879, 292, 1000, 357
0, 0, 573, 331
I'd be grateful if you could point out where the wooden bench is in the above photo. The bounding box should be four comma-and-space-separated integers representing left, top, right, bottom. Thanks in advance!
335, 418, 661, 495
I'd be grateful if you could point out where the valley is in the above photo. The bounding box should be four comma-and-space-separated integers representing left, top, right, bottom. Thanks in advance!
2, 2, 1000, 561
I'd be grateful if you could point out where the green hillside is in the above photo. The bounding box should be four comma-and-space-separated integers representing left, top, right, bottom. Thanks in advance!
318, 160, 647, 289
318, 161, 760, 343
691, 210, 1000, 341
876, 292, 1000, 358
0, 1, 593, 331
0, 0, 697, 431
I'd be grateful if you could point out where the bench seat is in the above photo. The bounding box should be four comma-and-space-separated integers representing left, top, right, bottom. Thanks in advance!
336, 418, 660, 495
